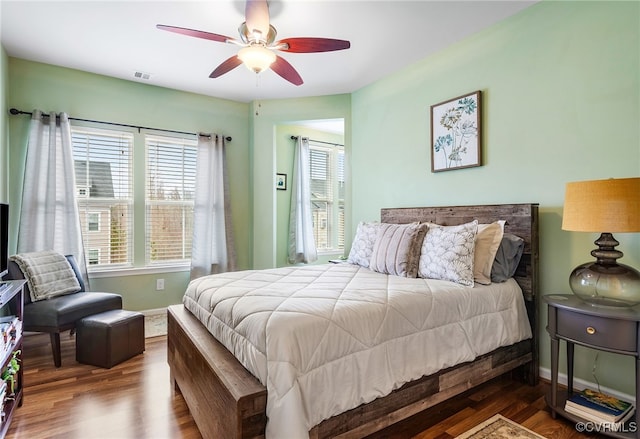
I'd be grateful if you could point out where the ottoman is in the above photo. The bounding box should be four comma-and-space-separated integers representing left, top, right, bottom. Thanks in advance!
76, 309, 145, 368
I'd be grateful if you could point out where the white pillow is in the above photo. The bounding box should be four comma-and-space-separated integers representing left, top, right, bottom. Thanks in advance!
418, 221, 478, 286
474, 220, 505, 285
347, 221, 380, 268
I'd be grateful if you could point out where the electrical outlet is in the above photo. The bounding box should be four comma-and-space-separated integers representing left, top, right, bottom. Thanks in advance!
156, 279, 165, 291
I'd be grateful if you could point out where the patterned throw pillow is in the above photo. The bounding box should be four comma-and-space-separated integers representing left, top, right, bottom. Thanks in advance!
418, 221, 478, 286
347, 221, 381, 268
369, 222, 428, 278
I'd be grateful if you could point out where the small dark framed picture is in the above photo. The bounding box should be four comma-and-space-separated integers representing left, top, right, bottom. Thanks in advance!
430, 90, 482, 172
276, 173, 287, 190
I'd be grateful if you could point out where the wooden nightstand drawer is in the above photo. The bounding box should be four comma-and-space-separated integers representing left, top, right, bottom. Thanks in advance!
557, 308, 637, 352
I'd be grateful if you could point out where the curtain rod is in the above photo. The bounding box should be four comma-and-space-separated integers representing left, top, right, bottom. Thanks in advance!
290, 135, 343, 147
9, 108, 232, 142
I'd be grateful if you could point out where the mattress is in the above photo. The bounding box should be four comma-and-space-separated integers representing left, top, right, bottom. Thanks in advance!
183, 263, 532, 439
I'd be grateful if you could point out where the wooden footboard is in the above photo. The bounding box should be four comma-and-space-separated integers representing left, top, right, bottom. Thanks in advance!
167, 305, 267, 439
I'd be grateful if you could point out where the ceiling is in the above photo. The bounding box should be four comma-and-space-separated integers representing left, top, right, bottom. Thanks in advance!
0, 1, 536, 104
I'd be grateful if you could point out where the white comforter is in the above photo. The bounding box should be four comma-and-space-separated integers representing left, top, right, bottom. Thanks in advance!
183, 263, 532, 439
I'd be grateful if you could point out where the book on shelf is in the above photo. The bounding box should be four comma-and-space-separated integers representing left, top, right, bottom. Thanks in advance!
0, 380, 5, 413
0, 316, 16, 324
0, 316, 20, 355
565, 403, 635, 430
565, 388, 634, 422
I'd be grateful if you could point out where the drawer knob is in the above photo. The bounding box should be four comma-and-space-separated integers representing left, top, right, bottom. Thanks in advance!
586, 326, 596, 335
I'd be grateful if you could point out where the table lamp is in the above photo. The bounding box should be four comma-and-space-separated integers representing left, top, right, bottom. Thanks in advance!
562, 177, 640, 307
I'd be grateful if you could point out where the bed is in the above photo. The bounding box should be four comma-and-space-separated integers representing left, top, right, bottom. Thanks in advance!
167, 203, 539, 439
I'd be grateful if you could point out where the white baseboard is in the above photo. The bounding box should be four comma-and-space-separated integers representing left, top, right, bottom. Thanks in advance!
539, 366, 634, 403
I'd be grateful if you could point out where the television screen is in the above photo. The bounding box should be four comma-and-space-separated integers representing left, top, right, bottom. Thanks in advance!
0, 204, 8, 279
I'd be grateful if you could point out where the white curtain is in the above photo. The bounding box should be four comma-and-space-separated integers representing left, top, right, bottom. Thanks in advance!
17, 110, 88, 282
190, 134, 236, 280
288, 136, 317, 264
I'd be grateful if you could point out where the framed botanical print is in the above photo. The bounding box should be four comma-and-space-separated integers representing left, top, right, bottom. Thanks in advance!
430, 90, 482, 172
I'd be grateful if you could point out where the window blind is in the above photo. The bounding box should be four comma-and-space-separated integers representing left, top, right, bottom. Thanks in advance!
309, 142, 344, 252
145, 135, 197, 264
72, 128, 134, 268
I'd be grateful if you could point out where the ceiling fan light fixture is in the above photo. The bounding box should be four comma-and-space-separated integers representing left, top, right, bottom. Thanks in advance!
238, 45, 276, 74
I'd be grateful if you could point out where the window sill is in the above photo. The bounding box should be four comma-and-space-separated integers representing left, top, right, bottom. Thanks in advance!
318, 250, 345, 257
88, 264, 190, 278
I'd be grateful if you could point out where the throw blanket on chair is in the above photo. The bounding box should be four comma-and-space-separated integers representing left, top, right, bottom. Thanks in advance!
10, 250, 81, 302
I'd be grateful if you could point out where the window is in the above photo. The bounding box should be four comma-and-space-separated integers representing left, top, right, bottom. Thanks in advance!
72, 128, 133, 269
87, 212, 100, 232
88, 249, 100, 265
309, 141, 345, 252
145, 135, 197, 265
72, 127, 199, 271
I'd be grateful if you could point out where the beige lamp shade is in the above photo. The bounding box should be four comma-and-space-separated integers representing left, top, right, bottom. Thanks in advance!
562, 177, 640, 233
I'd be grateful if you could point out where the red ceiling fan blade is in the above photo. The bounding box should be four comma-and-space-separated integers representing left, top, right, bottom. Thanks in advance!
209, 56, 243, 78
245, 0, 270, 37
277, 37, 351, 53
271, 56, 303, 86
157, 24, 232, 43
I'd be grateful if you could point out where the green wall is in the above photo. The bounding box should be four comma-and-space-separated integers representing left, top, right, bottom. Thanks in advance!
250, 95, 351, 269
0, 46, 8, 202
351, 1, 639, 396
275, 124, 345, 267
6, 58, 251, 311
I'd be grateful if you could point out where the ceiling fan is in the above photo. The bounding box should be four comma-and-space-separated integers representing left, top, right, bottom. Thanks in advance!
157, 0, 351, 86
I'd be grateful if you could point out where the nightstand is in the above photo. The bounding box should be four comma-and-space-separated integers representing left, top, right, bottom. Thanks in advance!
545, 294, 640, 438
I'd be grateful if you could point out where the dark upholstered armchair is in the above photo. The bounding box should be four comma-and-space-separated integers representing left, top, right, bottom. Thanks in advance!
8, 255, 122, 367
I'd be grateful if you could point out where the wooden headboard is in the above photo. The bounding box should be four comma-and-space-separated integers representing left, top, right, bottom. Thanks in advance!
380, 203, 539, 301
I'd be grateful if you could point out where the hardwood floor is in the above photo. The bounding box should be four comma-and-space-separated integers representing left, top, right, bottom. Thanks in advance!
7, 332, 201, 439
366, 375, 596, 439
7, 332, 594, 439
